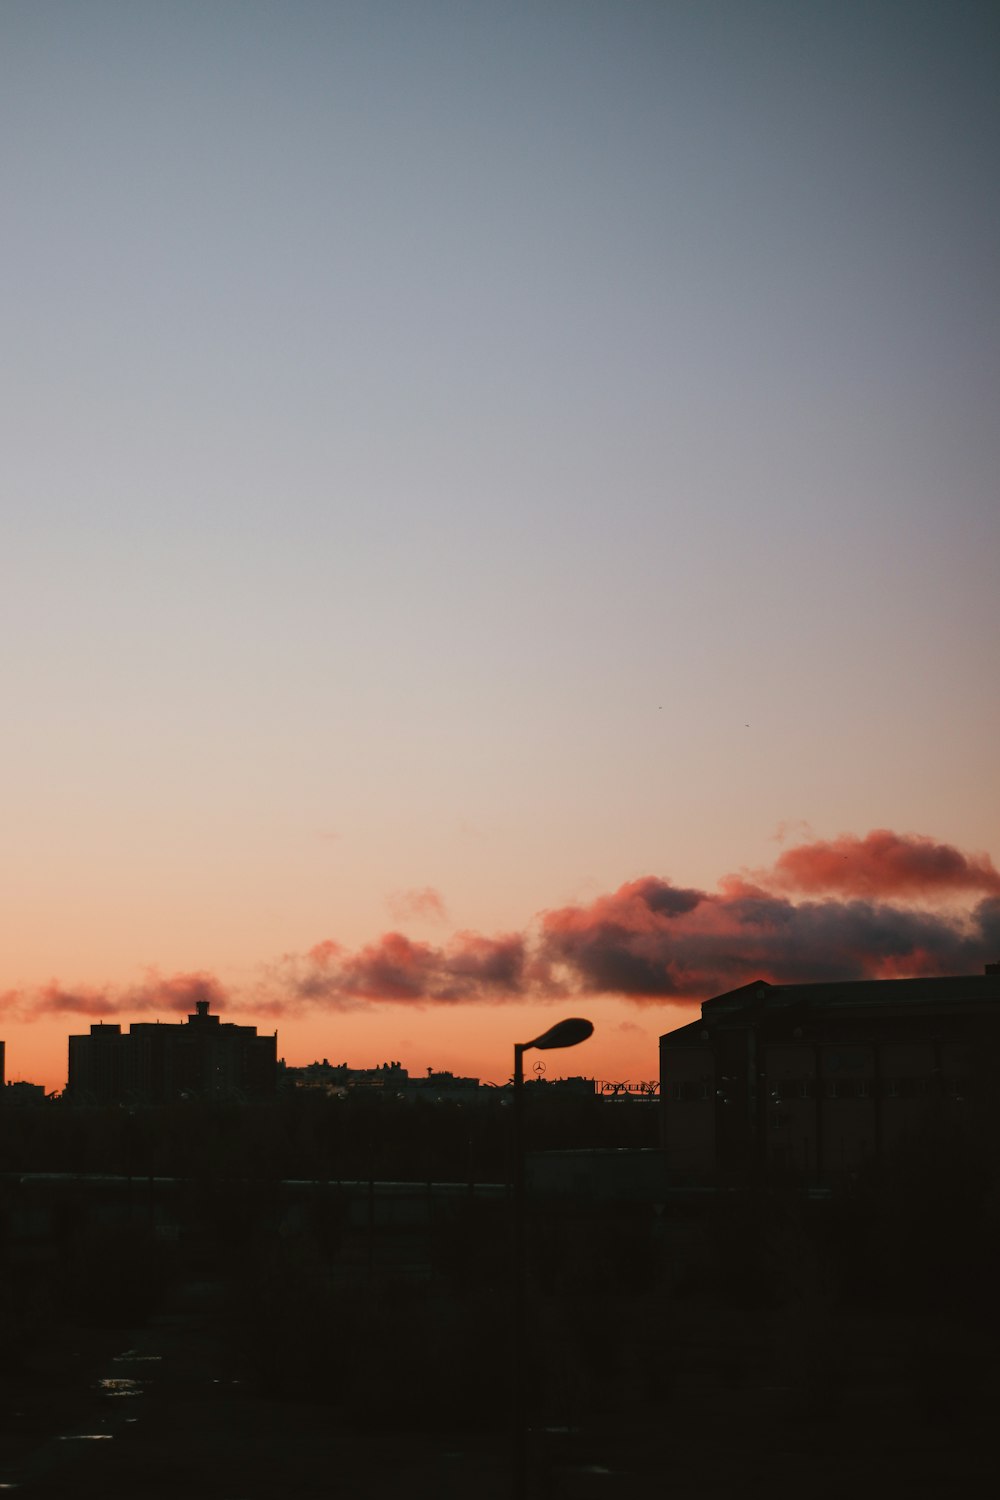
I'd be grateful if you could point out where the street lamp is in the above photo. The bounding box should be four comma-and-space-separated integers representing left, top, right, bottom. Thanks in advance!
512, 1017, 593, 1499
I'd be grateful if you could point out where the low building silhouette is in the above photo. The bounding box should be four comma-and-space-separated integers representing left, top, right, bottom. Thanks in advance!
279, 1059, 409, 1096
4, 1081, 47, 1106
404, 1069, 481, 1103
67, 1000, 277, 1105
660, 965, 1000, 1182
279, 1059, 485, 1103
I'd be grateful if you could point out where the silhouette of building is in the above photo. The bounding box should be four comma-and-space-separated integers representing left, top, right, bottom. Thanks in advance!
278, 1059, 485, 1103
67, 1000, 277, 1105
0, 1043, 52, 1105
660, 966, 1000, 1181
4, 1081, 46, 1106
278, 1059, 409, 1096
404, 1069, 481, 1103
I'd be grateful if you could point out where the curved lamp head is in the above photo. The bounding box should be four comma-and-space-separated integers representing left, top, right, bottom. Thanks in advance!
522, 1017, 593, 1052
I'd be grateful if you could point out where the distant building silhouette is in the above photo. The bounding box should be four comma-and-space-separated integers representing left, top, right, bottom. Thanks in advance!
279, 1058, 609, 1104
660, 966, 1000, 1182
279, 1059, 408, 1097
0, 1042, 47, 1104
406, 1068, 481, 1103
279, 1059, 483, 1103
67, 1000, 277, 1105
4, 1081, 46, 1106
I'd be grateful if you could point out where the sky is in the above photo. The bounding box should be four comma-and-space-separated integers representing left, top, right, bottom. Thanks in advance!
2, 0, 998, 1092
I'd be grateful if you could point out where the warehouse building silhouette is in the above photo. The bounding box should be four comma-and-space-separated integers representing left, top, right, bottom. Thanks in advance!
660, 965, 1000, 1181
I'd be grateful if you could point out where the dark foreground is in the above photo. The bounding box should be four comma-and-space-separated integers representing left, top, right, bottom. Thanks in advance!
3, 1092, 999, 1495
3, 1252, 998, 1499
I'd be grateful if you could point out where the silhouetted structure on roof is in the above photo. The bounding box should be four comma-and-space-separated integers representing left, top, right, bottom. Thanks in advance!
67, 1000, 277, 1105
660, 965, 1000, 1182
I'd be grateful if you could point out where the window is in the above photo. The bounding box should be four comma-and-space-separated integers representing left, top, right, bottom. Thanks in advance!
773, 1077, 815, 1099
666, 1080, 705, 1102
826, 1079, 857, 1100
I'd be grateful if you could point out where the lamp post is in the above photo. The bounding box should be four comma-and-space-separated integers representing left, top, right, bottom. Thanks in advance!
512, 1017, 593, 1500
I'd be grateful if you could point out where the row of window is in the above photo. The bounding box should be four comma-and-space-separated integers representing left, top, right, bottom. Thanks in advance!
773, 1077, 973, 1101
665, 1076, 972, 1103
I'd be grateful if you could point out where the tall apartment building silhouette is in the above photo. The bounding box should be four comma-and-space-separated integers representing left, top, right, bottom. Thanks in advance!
68, 1000, 276, 1105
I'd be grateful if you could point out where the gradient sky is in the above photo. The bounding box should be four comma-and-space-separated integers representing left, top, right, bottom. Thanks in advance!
2, 1, 998, 1092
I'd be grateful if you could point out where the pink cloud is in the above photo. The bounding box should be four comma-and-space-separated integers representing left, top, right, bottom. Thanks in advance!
13, 830, 1000, 1022
294, 929, 527, 1006
537, 876, 999, 1000
765, 829, 1000, 899
33, 970, 229, 1020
